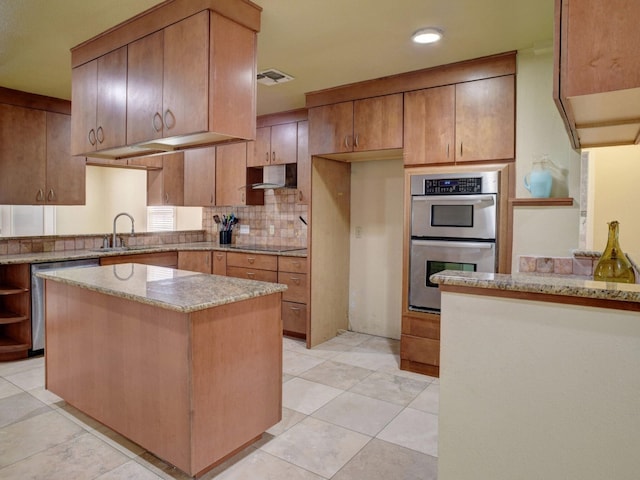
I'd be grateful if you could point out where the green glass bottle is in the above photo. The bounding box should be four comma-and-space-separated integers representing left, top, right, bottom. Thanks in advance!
593, 220, 636, 283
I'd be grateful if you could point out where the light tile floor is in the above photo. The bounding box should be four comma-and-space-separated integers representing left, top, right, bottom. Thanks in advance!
0, 331, 439, 479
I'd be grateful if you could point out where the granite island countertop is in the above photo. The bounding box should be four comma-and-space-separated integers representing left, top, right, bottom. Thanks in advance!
37, 263, 287, 313
0, 242, 307, 265
431, 270, 640, 305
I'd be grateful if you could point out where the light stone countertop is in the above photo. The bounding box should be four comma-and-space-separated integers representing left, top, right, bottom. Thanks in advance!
0, 242, 307, 265
37, 263, 287, 313
431, 270, 640, 304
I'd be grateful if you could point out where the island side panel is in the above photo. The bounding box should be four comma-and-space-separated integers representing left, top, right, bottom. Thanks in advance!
190, 293, 283, 475
44, 280, 192, 472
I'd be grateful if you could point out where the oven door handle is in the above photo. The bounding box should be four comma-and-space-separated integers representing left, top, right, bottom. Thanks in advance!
413, 194, 495, 205
412, 240, 494, 249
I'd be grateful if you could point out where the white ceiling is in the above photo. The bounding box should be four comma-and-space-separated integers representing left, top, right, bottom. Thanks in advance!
0, 0, 554, 116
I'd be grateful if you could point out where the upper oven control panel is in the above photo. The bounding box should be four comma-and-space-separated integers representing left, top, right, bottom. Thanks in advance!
424, 177, 482, 194
410, 170, 499, 195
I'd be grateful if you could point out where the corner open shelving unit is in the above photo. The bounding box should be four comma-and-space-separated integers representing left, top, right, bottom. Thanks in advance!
0, 263, 31, 361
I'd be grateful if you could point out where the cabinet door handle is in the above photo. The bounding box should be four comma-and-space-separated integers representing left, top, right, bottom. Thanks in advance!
96, 126, 104, 144
36, 189, 44, 202
289, 306, 301, 314
164, 192, 169, 204
272, 151, 276, 163
210, 193, 214, 205
344, 135, 350, 149
447, 143, 450, 158
152, 112, 163, 132
247, 257, 255, 264
88, 129, 96, 146
298, 190, 303, 202
293, 261, 301, 267
265, 152, 270, 164
241, 192, 246, 204
164, 109, 176, 130
246, 272, 255, 278
460, 142, 463, 157
47, 189, 55, 202
216, 253, 224, 260
354, 133, 359, 148
290, 276, 301, 285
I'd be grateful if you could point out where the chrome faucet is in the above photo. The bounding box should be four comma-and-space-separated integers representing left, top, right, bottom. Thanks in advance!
112, 212, 135, 248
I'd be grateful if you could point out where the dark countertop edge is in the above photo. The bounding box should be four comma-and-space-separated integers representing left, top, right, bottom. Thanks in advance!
37, 268, 288, 313
0, 242, 307, 265
431, 270, 640, 304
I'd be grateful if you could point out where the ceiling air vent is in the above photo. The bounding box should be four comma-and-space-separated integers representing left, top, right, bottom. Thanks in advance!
257, 69, 294, 86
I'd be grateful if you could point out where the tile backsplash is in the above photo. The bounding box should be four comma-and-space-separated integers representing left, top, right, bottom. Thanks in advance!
0, 230, 205, 255
203, 189, 308, 248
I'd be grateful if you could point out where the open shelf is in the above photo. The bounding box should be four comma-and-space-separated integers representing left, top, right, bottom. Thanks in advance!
0, 310, 29, 325
0, 335, 30, 353
509, 197, 574, 207
0, 286, 28, 295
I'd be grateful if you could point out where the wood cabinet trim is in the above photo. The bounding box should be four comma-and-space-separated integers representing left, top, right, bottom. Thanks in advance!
305, 51, 516, 108
0, 86, 70, 115
257, 108, 308, 128
71, 0, 261, 68
439, 284, 640, 313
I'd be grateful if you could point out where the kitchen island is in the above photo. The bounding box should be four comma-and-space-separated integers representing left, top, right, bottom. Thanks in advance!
432, 270, 640, 480
37, 264, 287, 478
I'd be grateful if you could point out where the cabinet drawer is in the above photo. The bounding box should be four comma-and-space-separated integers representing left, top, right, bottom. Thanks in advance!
278, 256, 307, 274
282, 301, 307, 335
226, 266, 277, 283
401, 314, 440, 340
277, 272, 307, 303
400, 334, 440, 366
212, 251, 227, 275
227, 252, 277, 271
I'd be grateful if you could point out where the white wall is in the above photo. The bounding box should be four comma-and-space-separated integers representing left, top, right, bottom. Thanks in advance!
586, 145, 640, 256
55, 166, 202, 235
511, 49, 582, 268
349, 159, 403, 339
438, 291, 640, 480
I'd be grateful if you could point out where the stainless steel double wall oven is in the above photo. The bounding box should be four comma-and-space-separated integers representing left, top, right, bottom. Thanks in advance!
409, 171, 499, 312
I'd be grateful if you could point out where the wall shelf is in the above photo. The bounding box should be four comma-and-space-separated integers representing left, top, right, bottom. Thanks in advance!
509, 197, 574, 207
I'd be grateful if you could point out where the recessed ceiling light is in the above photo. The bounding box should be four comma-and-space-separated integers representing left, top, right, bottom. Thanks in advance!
412, 27, 443, 44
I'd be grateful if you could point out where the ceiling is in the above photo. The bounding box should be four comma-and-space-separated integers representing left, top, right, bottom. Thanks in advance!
0, 0, 554, 116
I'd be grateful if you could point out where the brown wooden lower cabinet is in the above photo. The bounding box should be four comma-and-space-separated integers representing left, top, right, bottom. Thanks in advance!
282, 301, 307, 335
178, 251, 212, 274
99, 252, 178, 268
212, 252, 227, 275
400, 312, 440, 377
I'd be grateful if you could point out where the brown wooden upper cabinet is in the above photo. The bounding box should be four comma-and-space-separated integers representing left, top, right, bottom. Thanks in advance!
404, 76, 515, 165
554, 0, 640, 149
71, 47, 127, 156
147, 153, 184, 206
215, 143, 263, 207
0, 104, 85, 205
183, 147, 216, 207
308, 94, 403, 156
127, 12, 209, 145
71, 2, 260, 158
296, 120, 310, 205
248, 123, 298, 167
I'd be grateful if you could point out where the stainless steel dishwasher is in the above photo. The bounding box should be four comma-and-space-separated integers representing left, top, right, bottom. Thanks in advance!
30, 258, 100, 354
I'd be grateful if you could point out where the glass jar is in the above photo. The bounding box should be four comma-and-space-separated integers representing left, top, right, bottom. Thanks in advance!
593, 220, 635, 283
